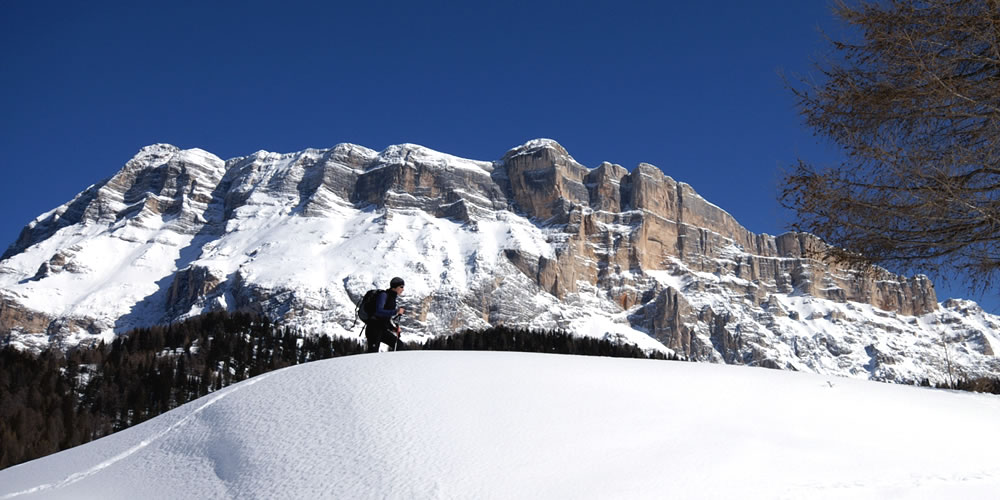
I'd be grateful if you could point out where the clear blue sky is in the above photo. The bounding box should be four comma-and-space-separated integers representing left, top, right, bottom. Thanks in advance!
1, 1, 991, 309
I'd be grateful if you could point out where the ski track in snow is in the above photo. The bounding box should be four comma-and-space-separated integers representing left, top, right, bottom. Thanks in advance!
3, 352, 1000, 499
1, 373, 274, 499
783, 468, 1000, 500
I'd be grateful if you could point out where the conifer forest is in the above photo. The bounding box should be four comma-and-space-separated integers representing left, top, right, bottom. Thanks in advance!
1, 312, 681, 469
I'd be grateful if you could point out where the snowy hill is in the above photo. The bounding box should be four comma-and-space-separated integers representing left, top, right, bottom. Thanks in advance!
2, 352, 999, 499
1, 140, 998, 384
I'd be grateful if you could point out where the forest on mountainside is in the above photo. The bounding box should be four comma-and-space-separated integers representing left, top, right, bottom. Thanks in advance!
0, 312, 363, 469
2, 312, 997, 470
0, 312, 680, 470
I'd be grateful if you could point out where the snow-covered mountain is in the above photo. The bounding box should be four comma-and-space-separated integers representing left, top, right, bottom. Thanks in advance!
2, 352, 999, 499
1, 140, 998, 383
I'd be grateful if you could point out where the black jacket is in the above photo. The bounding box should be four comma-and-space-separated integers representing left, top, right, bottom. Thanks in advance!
373, 290, 398, 321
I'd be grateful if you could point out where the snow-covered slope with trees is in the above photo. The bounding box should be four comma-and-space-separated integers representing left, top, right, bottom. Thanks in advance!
1, 352, 999, 499
1, 141, 998, 384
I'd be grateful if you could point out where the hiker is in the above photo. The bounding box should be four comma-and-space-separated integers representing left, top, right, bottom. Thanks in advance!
365, 277, 407, 353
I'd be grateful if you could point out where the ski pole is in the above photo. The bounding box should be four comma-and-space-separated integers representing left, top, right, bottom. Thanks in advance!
392, 314, 402, 351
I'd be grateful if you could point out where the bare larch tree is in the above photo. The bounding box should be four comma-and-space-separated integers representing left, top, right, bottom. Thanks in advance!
782, 0, 1000, 290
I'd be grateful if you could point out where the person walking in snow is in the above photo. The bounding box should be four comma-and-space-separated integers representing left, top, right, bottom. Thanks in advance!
366, 277, 407, 353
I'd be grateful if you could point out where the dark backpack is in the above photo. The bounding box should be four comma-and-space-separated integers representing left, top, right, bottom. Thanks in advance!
355, 289, 382, 325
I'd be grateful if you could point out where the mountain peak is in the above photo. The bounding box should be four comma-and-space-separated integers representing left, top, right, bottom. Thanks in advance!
127, 144, 224, 172
126, 143, 181, 169
1, 140, 996, 385
371, 143, 494, 174
502, 138, 573, 162
136, 143, 181, 156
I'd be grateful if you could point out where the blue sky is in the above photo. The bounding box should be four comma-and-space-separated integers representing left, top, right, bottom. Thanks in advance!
1, 1, 990, 309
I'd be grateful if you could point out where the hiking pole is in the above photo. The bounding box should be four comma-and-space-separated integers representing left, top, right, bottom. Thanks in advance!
392, 313, 402, 351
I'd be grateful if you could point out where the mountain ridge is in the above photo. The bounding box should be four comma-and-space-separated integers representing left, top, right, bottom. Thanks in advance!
0, 140, 997, 383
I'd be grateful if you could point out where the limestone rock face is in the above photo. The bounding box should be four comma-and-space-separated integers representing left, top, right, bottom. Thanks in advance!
1, 139, 996, 385
0, 295, 51, 342
494, 141, 938, 320
502, 140, 590, 222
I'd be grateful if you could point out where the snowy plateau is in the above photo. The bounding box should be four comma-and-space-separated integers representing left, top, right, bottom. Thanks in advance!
1, 139, 999, 384
1, 352, 999, 499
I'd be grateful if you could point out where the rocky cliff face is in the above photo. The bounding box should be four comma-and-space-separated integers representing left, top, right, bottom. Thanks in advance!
1, 139, 996, 384
496, 142, 938, 313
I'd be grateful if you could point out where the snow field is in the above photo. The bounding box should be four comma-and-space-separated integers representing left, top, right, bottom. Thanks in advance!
2, 352, 999, 499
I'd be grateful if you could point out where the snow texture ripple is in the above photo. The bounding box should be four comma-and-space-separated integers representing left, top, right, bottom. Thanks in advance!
1, 352, 999, 499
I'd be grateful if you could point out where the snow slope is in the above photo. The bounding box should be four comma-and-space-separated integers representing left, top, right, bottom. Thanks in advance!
2, 352, 999, 499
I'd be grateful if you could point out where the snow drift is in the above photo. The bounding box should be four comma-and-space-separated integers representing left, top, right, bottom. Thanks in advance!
2, 352, 999, 499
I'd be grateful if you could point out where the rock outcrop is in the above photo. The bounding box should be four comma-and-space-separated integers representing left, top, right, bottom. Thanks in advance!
0, 139, 995, 385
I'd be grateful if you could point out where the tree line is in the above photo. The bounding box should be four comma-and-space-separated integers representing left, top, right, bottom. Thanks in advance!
0, 311, 364, 470
422, 325, 678, 360
2, 312, 997, 470
0, 313, 670, 470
